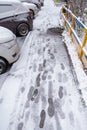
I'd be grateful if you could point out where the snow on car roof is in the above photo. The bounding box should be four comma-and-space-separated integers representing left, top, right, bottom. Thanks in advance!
0, 0, 21, 4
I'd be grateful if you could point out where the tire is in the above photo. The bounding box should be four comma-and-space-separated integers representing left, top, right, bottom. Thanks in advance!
17, 23, 29, 36
0, 58, 7, 74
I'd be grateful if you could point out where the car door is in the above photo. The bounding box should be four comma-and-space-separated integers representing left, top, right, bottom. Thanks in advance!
0, 4, 16, 33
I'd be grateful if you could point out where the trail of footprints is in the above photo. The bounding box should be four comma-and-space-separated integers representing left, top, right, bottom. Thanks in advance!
16, 44, 70, 130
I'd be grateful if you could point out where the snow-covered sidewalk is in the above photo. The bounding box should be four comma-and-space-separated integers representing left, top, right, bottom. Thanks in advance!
0, 0, 87, 130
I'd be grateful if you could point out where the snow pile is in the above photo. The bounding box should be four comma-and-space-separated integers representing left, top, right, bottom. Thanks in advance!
62, 30, 87, 105
33, 0, 62, 32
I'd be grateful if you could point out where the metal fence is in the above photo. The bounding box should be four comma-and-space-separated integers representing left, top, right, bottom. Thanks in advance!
62, 6, 87, 68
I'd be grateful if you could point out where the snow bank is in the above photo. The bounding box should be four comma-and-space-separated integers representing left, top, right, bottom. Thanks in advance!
62, 30, 87, 105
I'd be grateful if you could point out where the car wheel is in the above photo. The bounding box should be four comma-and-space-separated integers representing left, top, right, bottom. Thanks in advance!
17, 23, 29, 36
0, 58, 7, 74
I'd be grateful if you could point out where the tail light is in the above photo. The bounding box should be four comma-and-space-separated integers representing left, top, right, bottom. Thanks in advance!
28, 10, 34, 19
28, 10, 32, 19
28, 10, 31, 16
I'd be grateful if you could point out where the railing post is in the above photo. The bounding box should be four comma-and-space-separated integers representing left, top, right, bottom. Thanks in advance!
62, 5, 87, 68
82, 28, 87, 48
69, 15, 74, 35
79, 29, 87, 58
71, 15, 74, 27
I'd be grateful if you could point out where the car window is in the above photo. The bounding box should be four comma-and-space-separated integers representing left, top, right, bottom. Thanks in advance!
0, 4, 14, 13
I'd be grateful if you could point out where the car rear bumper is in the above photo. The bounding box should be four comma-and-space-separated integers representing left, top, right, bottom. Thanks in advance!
4, 39, 20, 64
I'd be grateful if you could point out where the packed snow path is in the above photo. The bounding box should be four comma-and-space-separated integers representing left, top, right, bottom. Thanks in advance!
0, 0, 87, 130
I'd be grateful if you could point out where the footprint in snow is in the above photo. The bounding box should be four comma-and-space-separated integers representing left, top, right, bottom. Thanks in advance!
0, 98, 3, 104
54, 99, 65, 119
43, 59, 46, 68
61, 63, 65, 70
39, 110, 46, 128
69, 111, 75, 126
58, 72, 68, 83
17, 122, 23, 130
36, 73, 41, 87
31, 89, 38, 101
27, 86, 34, 101
58, 86, 64, 99
38, 64, 43, 72
48, 98, 55, 117
20, 87, 25, 93
42, 70, 48, 81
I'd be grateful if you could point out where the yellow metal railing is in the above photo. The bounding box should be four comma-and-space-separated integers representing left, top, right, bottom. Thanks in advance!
62, 6, 87, 68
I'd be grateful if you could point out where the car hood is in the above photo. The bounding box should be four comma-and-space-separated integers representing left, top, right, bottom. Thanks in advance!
0, 26, 14, 43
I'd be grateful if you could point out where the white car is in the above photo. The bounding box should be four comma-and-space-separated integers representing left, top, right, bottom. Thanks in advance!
0, 26, 20, 74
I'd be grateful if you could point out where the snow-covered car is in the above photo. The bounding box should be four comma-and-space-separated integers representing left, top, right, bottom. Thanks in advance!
0, 0, 33, 36
21, 1, 39, 19
22, 0, 41, 9
0, 26, 20, 74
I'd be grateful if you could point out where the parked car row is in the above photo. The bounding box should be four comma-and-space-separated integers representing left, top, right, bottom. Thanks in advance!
0, 0, 44, 74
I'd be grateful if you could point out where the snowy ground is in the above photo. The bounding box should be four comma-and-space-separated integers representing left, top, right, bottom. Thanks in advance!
0, 0, 87, 130
0, 36, 25, 89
